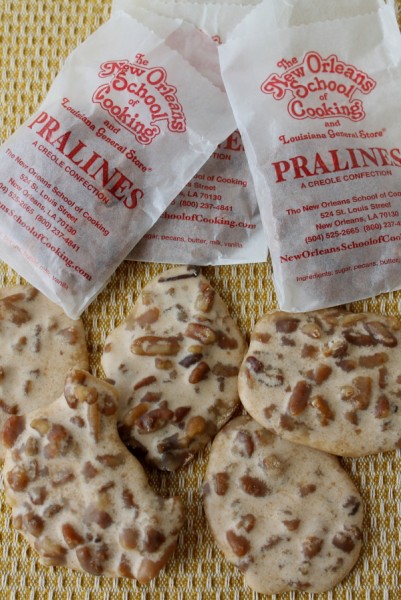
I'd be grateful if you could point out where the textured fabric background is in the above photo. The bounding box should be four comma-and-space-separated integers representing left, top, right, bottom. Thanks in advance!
1, 1, 401, 598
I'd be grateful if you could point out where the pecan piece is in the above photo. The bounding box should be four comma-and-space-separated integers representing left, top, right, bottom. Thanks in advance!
238, 514, 256, 533
76, 544, 108, 576
345, 410, 359, 426
96, 453, 126, 467
155, 358, 174, 370
263, 454, 286, 474
287, 380, 311, 416
140, 391, 162, 404
378, 366, 388, 389
247, 359, 284, 388
51, 469, 75, 487
2, 415, 25, 448
6, 465, 29, 491
62, 523, 85, 549
214, 472, 230, 496
301, 322, 322, 339
120, 527, 139, 549
186, 415, 206, 438
305, 364, 332, 385
142, 528, 166, 553
0, 398, 18, 415
263, 535, 282, 550
83, 505, 113, 529
188, 361, 210, 384
253, 332, 271, 344
364, 321, 397, 347
301, 344, 318, 359
133, 376, 157, 391
24, 436, 39, 456
343, 329, 375, 346
343, 496, 361, 516
134, 307, 160, 328
82, 461, 99, 481
70, 415, 85, 429
24, 512, 44, 537
136, 405, 174, 433
303, 536, 323, 559
275, 316, 300, 333
311, 395, 334, 426
323, 338, 348, 357
287, 580, 311, 591
212, 363, 239, 377
179, 353, 202, 368
283, 519, 300, 531
29, 486, 47, 506
240, 475, 269, 497
226, 530, 250, 557
332, 531, 357, 553
299, 484, 316, 497
31, 418, 51, 436
1, 300, 31, 325
131, 336, 181, 356
44, 504, 63, 518
87, 403, 101, 442
374, 395, 391, 419
118, 554, 134, 578
263, 404, 277, 419
185, 322, 216, 345
280, 413, 296, 431
341, 385, 354, 401
122, 489, 139, 510
44, 423, 72, 458
246, 356, 264, 373
336, 358, 356, 372
359, 352, 389, 369
353, 376, 372, 410
215, 330, 238, 350
174, 406, 191, 422
123, 403, 149, 427
195, 284, 215, 312
234, 431, 254, 458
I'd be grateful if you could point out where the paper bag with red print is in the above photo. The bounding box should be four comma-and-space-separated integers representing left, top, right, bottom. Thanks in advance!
111, 0, 267, 265
220, 0, 401, 310
0, 10, 234, 318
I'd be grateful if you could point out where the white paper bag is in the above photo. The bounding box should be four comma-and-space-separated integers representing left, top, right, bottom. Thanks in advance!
220, 1, 401, 311
0, 11, 234, 317
112, 0, 268, 265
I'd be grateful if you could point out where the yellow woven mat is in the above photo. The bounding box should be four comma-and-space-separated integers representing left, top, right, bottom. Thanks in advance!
1, 1, 401, 598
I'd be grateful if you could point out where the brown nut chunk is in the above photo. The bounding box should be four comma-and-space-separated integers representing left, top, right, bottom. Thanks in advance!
185, 322, 216, 345
238, 309, 401, 457
3, 369, 185, 582
287, 381, 311, 416
188, 361, 210, 384
131, 336, 181, 356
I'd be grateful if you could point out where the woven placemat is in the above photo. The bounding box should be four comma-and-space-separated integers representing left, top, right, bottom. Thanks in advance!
1, 1, 401, 598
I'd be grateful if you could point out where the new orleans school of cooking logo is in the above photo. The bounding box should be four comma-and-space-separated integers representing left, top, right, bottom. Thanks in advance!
261, 51, 376, 122
92, 53, 187, 145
